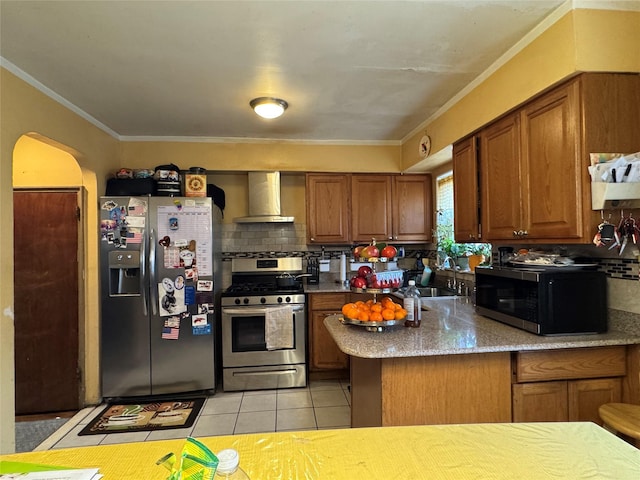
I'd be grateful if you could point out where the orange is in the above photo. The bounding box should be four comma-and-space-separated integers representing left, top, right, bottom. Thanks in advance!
393, 302, 403, 311
381, 308, 395, 320
358, 311, 370, 321
370, 303, 383, 313
355, 300, 366, 307
341, 303, 356, 316
394, 308, 407, 320
345, 307, 359, 319
370, 312, 383, 322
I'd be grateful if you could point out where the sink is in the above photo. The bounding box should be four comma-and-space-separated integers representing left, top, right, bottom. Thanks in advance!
417, 287, 456, 297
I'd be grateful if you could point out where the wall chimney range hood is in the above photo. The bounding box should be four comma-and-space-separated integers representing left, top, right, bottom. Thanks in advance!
233, 171, 294, 223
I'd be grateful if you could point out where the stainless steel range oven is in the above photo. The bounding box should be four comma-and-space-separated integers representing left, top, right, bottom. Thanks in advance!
221, 257, 307, 391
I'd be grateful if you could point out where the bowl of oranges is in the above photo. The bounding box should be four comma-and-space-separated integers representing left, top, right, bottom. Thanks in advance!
340, 297, 407, 332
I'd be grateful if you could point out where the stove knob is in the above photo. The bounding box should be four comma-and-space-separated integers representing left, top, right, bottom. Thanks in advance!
285, 296, 291, 303
243, 298, 249, 304
277, 297, 283, 303
260, 297, 266, 304
234, 298, 240, 305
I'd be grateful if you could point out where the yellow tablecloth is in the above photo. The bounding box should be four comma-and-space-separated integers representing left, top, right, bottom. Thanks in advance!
2, 423, 639, 479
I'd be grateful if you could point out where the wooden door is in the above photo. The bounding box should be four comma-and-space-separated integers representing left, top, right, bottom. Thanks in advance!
512, 381, 569, 422
308, 294, 349, 372
480, 113, 523, 240
13, 190, 80, 414
310, 311, 349, 371
351, 175, 392, 243
453, 137, 480, 242
306, 174, 351, 244
520, 81, 582, 240
392, 175, 432, 242
568, 378, 622, 425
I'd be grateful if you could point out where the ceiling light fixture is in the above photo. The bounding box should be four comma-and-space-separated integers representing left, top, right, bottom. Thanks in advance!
250, 97, 288, 119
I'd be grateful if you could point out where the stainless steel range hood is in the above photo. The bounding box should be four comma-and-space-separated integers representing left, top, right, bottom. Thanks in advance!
233, 171, 295, 223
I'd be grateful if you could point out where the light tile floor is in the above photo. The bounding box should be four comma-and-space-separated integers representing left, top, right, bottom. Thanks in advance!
38, 379, 351, 451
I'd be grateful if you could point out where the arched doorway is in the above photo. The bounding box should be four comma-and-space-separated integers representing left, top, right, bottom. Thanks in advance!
12, 135, 90, 414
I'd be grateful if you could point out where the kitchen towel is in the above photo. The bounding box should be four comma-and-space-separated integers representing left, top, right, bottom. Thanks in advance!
340, 253, 347, 283
265, 305, 294, 350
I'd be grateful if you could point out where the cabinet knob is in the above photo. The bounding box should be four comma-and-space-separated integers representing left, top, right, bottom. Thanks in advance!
388, 236, 393, 240
310, 237, 315, 242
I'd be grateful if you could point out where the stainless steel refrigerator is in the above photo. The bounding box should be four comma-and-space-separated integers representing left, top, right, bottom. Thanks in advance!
99, 196, 221, 398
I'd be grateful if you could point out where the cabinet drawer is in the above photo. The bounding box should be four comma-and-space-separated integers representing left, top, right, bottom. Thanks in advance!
514, 346, 626, 383
309, 293, 350, 310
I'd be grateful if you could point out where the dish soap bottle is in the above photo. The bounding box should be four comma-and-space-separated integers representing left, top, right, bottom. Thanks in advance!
403, 280, 422, 328
420, 260, 432, 287
215, 449, 250, 479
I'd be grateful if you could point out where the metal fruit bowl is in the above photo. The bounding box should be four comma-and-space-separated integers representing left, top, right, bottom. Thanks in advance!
339, 315, 405, 332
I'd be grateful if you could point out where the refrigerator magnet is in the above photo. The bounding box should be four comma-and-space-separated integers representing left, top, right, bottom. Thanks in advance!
192, 314, 207, 327
197, 280, 213, 291
159, 235, 171, 247
164, 316, 181, 328
184, 285, 196, 305
174, 275, 185, 290
169, 217, 179, 230
101, 200, 118, 211
193, 324, 211, 336
161, 327, 180, 340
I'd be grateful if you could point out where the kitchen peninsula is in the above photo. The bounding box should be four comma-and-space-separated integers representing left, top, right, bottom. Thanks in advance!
324, 297, 640, 428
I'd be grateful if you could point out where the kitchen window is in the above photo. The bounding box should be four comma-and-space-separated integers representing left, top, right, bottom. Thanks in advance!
436, 171, 491, 262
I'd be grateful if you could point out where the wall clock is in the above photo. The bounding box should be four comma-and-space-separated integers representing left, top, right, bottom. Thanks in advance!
419, 135, 431, 159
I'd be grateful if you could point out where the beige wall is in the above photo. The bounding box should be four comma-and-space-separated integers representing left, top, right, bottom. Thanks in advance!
1, 7, 639, 454
1, 68, 119, 453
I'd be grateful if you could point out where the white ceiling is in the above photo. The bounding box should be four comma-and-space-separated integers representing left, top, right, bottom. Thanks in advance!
0, 0, 632, 144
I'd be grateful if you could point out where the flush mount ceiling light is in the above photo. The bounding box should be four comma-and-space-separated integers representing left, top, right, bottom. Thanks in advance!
250, 97, 288, 119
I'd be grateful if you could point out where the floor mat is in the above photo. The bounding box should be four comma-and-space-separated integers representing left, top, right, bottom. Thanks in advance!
79, 398, 205, 435
15, 418, 69, 452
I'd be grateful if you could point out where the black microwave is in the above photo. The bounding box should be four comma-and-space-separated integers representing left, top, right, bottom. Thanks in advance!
474, 266, 607, 336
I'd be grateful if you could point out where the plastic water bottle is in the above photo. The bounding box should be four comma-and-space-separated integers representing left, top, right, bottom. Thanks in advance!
403, 280, 422, 328
215, 449, 250, 479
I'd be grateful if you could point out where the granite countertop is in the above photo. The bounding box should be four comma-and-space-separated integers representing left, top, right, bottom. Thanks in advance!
323, 296, 640, 359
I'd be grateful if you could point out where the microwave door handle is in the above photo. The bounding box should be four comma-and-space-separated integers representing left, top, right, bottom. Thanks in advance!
149, 228, 158, 315
547, 279, 554, 324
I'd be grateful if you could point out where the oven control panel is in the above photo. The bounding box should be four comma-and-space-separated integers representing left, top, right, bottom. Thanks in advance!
221, 294, 306, 307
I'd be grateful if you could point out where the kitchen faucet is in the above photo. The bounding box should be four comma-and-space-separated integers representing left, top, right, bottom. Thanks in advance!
442, 256, 458, 291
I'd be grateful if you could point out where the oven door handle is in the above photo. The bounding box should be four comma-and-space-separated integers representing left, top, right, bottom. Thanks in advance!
222, 305, 305, 315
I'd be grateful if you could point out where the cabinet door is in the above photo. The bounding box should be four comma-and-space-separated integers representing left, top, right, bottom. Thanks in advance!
306, 174, 351, 244
520, 81, 582, 240
512, 381, 569, 422
351, 175, 393, 243
453, 137, 480, 242
310, 310, 349, 371
480, 113, 523, 240
392, 175, 432, 242
568, 377, 622, 425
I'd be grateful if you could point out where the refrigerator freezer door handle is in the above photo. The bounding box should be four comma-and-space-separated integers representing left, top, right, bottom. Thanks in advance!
150, 228, 158, 315
140, 228, 148, 316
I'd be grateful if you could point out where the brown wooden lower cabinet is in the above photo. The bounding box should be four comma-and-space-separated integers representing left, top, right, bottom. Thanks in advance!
513, 378, 622, 424
348, 345, 637, 428
512, 346, 626, 425
308, 293, 349, 376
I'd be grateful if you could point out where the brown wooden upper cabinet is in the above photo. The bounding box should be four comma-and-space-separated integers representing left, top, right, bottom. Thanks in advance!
351, 174, 433, 243
306, 173, 433, 244
453, 136, 480, 242
306, 174, 351, 244
452, 72, 640, 244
